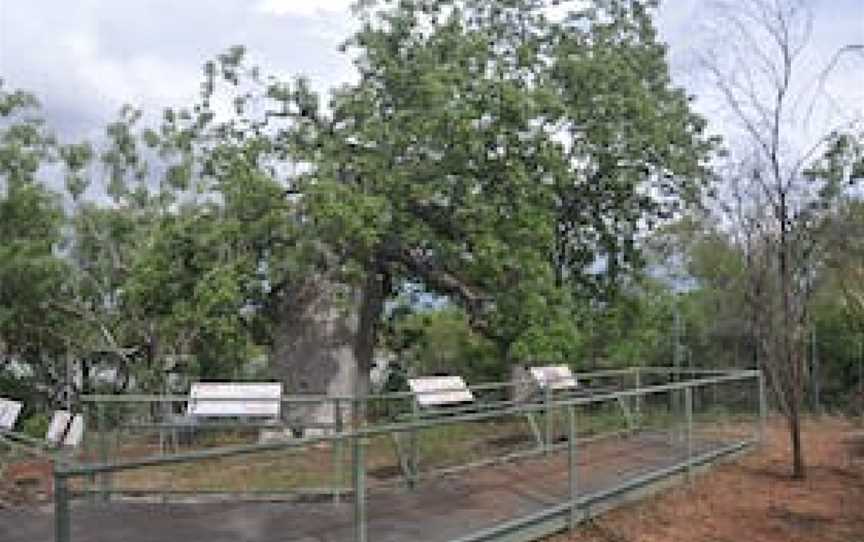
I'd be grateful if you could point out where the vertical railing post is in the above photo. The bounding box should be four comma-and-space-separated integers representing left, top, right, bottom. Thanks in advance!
634, 367, 642, 427
353, 432, 367, 542
567, 404, 579, 532
685, 385, 694, 483
758, 370, 767, 446
84, 401, 96, 503
333, 398, 343, 504
543, 386, 553, 453
54, 469, 70, 542
409, 399, 419, 489
97, 403, 110, 502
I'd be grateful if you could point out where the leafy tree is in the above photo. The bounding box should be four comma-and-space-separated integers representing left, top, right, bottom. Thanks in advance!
2, 0, 717, 409
284, 0, 714, 384
0, 81, 69, 408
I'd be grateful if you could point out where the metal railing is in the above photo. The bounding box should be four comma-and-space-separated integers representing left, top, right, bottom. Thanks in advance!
49, 367, 765, 542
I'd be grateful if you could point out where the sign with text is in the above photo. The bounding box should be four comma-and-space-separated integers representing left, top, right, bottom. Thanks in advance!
187, 383, 282, 418
0, 398, 22, 430
409, 376, 474, 407
46, 410, 73, 444
530, 366, 578, 390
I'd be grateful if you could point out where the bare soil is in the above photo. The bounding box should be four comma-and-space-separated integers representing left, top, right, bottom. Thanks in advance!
550, 417, 864, 542
0, 459, 54, 506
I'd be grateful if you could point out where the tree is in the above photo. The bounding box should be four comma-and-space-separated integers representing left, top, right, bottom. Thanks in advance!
2, 0, 716, 417
0, 81, 69, 407
702, 0, 860, 478
288, 0, 714, 388
116, 1, 712, 402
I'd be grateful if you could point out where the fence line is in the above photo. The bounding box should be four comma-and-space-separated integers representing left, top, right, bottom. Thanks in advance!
49, 367, 763, 542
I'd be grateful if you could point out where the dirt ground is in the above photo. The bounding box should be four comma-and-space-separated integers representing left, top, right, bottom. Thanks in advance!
550, 417, 864, 542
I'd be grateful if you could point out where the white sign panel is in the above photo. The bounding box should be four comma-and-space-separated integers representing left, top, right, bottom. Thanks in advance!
46, 410, 73, 444
187, 383, 282, 418
63, 414, 85, 448
409, 376, 474, 407
530, 366, 578, 390
0, 398, 22, 430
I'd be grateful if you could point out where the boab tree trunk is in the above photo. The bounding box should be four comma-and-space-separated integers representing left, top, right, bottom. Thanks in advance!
269, 266, 387, 430
269, 276, 361, 432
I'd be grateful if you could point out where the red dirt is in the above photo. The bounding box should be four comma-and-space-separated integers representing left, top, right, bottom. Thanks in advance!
550, 417, 864, 542
1, 459, 54, 505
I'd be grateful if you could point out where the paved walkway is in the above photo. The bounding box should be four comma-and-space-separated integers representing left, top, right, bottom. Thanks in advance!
1, 433, 734, 542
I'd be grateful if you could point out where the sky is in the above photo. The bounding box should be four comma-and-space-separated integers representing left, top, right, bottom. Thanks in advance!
0, 0, 862, 150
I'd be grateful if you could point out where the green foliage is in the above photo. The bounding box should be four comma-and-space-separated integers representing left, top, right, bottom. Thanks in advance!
385, 305, 502, 381
0, 83, 68, 370
579, 279, 674, 367
0, 81, 55, 189
290, 0, 715, 359
806, 130, 864, 192
21, 412, 49, 440
1, 1, 719, 406
124, 211, 252, 378
0, 182, 68, 352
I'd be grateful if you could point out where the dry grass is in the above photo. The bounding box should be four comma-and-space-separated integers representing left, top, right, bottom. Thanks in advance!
550, 416, 864, 542
102, 415, 543, 492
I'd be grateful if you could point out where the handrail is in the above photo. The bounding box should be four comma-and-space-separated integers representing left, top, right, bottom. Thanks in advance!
57, 370, 758, 478
78, 366, 752, 404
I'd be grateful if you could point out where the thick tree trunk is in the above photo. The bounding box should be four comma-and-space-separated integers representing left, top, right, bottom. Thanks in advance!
352, 266, 388, 423
269, 266, 388, 431
354, 269, 386, 397
269, 276, 361, 433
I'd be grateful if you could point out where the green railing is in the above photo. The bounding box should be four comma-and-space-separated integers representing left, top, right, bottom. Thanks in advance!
49, 367, 765, 542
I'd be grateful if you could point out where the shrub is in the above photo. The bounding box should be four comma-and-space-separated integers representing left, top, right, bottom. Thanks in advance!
21, 412, 50, 440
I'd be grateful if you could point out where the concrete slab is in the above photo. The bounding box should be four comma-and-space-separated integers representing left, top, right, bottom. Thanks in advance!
0, 432, 739, 542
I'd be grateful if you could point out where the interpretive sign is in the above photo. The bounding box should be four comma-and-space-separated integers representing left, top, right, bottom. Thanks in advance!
46, 410, 73, 444
0, 398, 22, 430
409, 376, 474, 407
187, 383, 282, 418
63, 414, 85, 447
529, 366, 578, 390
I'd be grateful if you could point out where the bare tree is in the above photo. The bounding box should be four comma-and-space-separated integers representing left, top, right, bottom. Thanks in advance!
703, 0, 860, 479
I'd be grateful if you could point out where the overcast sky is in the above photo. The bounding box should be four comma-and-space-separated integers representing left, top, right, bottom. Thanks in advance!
0, 0, 861, 149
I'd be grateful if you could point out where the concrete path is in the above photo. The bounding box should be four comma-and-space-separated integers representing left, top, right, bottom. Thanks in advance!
1, 433, 731, 542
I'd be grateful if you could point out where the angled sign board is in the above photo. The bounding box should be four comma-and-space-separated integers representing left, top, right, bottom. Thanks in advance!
408, 376, 474, 407
187, 382, 282, 418
529, 366, 578, 390
0, 398, 23, 430
46, 410, 73, 444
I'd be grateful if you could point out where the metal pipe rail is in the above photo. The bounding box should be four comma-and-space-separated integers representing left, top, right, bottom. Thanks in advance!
58, 369, 758, 477
74, 366, 738, 440
78, 366, 720, 404
53, 368, 763, 542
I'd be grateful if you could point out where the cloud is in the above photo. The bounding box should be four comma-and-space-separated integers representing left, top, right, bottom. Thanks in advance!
255, 0, 353, 18
62, 31, 199, 113
0, 0, 858, 157
0, 0, 357, 141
